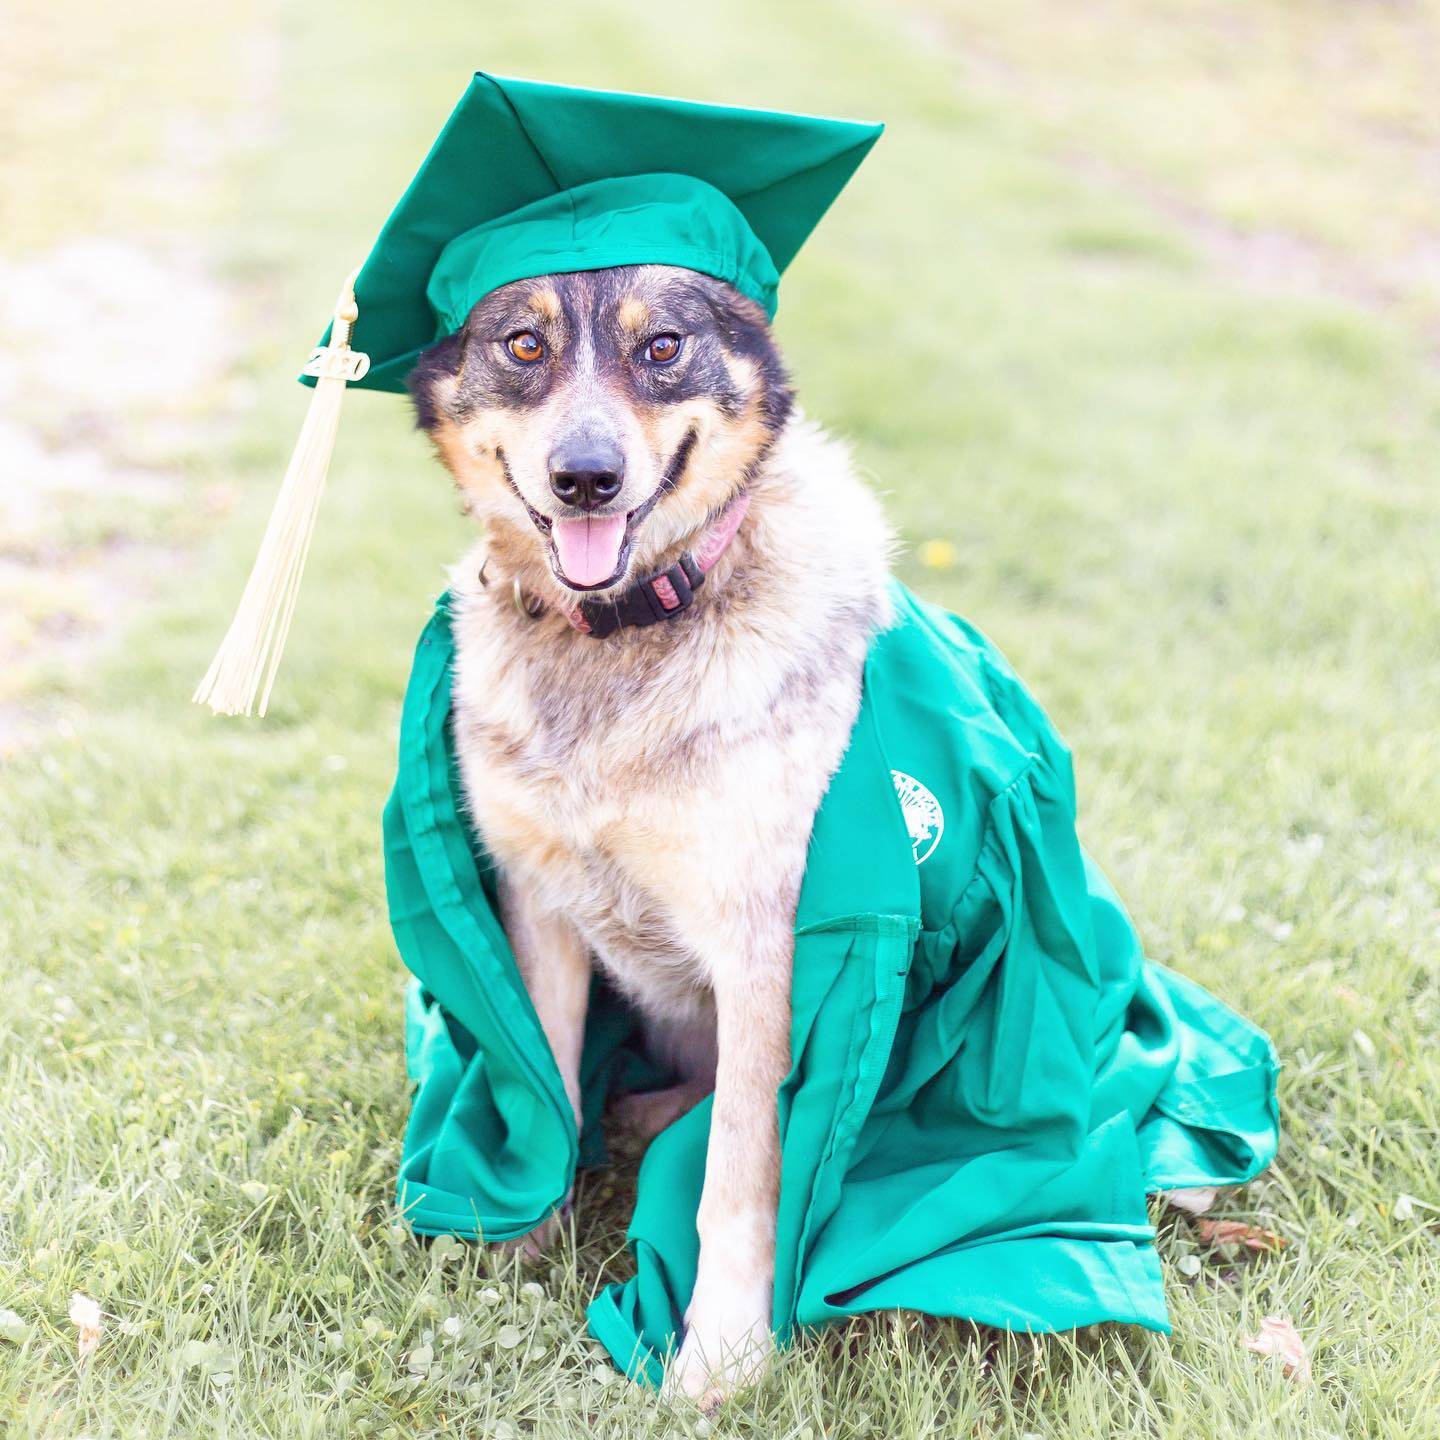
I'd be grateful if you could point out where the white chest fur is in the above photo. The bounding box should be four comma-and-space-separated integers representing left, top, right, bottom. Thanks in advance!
448, 420, 892, 1026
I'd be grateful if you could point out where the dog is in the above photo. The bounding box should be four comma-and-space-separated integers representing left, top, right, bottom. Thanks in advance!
407, 262, 892, 1406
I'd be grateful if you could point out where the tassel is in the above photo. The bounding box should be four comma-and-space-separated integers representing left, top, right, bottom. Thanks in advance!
193, 273, 370, 717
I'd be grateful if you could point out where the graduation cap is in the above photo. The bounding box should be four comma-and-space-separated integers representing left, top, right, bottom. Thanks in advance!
195, 72, 882, 716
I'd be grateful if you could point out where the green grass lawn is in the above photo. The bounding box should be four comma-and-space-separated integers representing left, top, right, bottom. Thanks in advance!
3, 1, 1438, 1436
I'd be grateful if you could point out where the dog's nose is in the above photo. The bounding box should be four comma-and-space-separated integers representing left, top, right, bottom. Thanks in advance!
548, 441, 625, 512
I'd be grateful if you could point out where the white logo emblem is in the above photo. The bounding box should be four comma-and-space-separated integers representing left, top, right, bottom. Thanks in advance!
891, 770, 944, 866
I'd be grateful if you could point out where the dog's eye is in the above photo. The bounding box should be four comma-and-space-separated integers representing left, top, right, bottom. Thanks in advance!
645, 334, 682, 365
507, 331, 544, 364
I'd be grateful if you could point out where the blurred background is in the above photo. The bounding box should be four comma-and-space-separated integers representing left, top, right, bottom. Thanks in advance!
2, 2, 1437, 1436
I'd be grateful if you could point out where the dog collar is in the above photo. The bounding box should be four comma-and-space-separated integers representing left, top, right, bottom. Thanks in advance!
487, 492, 751, 639
566, 492, 751, 638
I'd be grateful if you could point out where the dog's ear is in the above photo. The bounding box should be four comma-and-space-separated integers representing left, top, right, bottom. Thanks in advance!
407, 329, 467, 432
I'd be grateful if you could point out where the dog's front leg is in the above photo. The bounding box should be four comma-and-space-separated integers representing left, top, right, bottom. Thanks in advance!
665, 928, 791, 1409
498, 875, 591, 1253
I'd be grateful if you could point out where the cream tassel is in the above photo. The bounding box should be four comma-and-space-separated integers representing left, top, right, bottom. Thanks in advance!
193, 274, 370, 717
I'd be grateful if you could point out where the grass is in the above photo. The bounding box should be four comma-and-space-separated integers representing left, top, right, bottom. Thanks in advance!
909, 0, 1440, 331
2, 0, 1439, 1436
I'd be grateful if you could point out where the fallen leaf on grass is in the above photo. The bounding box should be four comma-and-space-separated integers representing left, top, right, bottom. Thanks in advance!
1163, 1186, 1219, 1216
179, 1338, 238, 1374
68, 1293, 103, 1361
1244, 1314, 1310, 1382
1196, 1219, 1286, 1252
0, 1309, 30, 1344
427, 1233, 464, 1266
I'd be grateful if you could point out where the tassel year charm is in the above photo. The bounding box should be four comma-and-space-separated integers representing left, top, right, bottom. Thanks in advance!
192, 274, 370, 717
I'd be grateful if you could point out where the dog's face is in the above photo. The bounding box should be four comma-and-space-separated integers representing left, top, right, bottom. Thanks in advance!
409, 264, 791, 595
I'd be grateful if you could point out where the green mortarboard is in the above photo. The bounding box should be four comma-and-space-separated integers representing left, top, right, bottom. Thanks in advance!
196, 73, 882, 715
333, 72, 884, 391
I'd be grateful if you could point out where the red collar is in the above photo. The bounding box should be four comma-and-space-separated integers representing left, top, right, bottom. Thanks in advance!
561, 491, 751, 638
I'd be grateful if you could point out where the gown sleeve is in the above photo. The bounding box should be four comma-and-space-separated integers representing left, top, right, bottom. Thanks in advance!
790, 749, 1276, 1336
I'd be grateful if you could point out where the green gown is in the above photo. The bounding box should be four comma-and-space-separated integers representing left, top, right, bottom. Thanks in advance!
384, 582, 1279, 1387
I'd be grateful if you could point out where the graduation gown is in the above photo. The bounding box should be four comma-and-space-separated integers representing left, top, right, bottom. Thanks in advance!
383, 582, 1279, 1386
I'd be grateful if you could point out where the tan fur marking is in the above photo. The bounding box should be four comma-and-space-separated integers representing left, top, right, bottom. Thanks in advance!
483, 808, 573, 878
720, 351, 758, 395
617, 296, 651, 333
428, 415, 480, 484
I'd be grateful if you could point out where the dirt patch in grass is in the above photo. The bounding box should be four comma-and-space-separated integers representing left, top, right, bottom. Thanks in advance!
1062, 150, 1440, 343
904, 0, 1440, 348
0, 238, 245, 748
0, 0, 281, 750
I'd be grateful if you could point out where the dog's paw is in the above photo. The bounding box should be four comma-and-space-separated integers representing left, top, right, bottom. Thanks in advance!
493, 1195, 571, 1259
664, 1318, 773, 1412
493, 1216, 560, 1259
614, 1081, 710, 1143
662, 1284, 773, 1412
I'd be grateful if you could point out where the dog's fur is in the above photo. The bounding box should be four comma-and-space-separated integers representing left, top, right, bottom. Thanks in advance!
409, 264, 891, 1405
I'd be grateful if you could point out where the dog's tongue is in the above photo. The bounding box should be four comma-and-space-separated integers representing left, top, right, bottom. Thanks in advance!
551, 513, 627, 587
